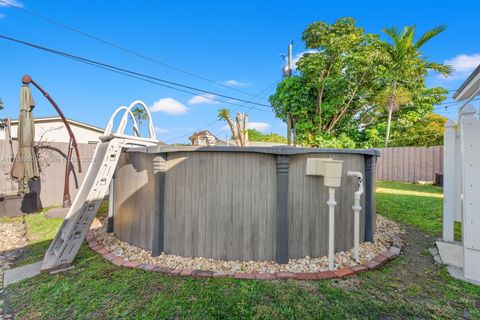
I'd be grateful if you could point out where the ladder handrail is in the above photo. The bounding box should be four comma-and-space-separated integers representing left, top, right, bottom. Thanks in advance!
41, 101, 160, 272
104, 106, 140, 136
117, 100, 156, 140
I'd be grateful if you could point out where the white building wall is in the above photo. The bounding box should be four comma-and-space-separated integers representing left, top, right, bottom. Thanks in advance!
9, 120, 103, 144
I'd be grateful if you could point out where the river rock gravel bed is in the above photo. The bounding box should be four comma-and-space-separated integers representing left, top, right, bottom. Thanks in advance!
0, 218, 28, 320
92, 215, 404, 273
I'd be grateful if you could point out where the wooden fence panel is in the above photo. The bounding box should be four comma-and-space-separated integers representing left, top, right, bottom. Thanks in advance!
376, 146, 443, 183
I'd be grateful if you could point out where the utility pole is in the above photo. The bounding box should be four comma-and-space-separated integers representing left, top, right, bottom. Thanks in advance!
288, 41, 293, 77
284, 41, 293, 146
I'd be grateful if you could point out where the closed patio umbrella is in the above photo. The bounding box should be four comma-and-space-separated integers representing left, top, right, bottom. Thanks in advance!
11, 82, 40, 192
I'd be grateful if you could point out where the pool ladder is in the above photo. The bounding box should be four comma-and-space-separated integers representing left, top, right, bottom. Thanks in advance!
41, 101, 158, 272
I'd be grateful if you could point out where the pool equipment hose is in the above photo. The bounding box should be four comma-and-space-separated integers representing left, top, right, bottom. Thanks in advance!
347, 171, 364, 262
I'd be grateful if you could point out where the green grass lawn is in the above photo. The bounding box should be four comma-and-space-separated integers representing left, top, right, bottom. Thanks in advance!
376, 181, 462, 240
3, 182, 480, 319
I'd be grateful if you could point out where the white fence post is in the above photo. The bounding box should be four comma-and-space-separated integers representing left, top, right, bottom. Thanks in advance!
460, 105, 480, 281
443, 120, 456, 242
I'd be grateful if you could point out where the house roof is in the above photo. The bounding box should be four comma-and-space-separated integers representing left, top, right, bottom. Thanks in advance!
10, 116, 104, 133
189, 130, 218, 140
454, 63, 480, 101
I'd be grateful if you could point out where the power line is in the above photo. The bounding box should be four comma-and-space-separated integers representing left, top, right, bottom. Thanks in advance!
363, 98, 480, 116
0, 34, 273, 109
8, 0, 465, 105
144, 0, 164, 12
0, 0, 261, 99
61, 49, 273, 114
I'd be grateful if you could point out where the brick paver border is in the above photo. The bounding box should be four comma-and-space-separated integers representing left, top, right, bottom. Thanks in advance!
86, 225, 402, 281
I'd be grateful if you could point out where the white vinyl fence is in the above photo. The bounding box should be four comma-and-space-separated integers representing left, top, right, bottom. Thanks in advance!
438, 105, 480, 283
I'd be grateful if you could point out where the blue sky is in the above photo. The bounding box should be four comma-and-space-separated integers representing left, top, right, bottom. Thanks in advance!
1, 0, 479, 143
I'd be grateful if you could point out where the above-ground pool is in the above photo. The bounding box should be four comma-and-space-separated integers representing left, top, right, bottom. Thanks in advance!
110, 146, 379, 264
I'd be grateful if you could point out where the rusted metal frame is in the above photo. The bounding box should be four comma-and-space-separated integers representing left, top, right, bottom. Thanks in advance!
22, 75, 82, 207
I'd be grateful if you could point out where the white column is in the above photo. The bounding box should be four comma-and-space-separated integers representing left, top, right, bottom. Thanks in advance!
327, 187, 337, 271
443, 120, 456, 242
353, 194, 361, 262
460, 105, 480, 282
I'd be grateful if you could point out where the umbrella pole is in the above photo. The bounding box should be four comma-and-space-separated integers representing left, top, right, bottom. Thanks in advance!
22, 74, 82, 208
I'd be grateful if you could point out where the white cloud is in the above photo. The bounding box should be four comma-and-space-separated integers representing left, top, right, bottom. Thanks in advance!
0, 0, 23, 8
249, 122, 271, 132
188, 94, 219, 105
222, 80, 250, 87
220, 124, 230, 132
440, 53, 480, 81
155, 127, 170, 134
149, 98, 188, 115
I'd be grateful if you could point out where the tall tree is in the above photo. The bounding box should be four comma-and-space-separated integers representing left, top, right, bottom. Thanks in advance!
0, 98, 3, 110
380, 25, 452, 146
270, 18, 384, 147
298, 18, 384, 133
360, 86, 448, 147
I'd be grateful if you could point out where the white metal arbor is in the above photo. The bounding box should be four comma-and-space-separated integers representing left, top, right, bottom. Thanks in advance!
437, 64, 480, 284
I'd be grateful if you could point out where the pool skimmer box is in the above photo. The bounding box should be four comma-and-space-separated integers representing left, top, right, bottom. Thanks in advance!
305, 158, 343, 187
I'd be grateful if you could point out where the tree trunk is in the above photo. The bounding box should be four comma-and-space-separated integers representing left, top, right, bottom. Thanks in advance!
316, 88, 322, 131
292, 120, 297, 146
385, 81, 397, 148
225, 115, 240, 146
385, 105, 393, 147
287, 112, 292, 146
243, 113, 249, 146
236, 113, 245, 146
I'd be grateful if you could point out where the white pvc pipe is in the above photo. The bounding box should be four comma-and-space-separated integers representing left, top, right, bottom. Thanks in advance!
347, 171, 364, 262
327, 187, 337, 271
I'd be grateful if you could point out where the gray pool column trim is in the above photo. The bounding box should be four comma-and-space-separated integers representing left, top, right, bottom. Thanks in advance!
106, 176, 115, 233
152, 154, 167, 257
364, 155, 375, 242
276, 155, 290, 264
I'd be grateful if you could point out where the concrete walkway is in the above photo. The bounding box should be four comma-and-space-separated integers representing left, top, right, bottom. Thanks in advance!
44, 207, 69, 219
3, 262, 42, 287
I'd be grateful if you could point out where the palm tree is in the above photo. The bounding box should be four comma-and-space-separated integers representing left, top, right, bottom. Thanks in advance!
381, 25, 452, 146
131, 106, 147, 127
0, 98, 3, 110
